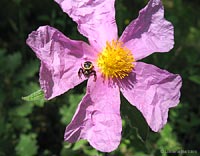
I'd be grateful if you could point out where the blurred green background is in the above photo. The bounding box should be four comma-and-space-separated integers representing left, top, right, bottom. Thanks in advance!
0, 0, 200, 156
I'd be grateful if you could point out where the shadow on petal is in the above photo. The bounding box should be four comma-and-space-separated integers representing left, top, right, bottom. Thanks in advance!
112, 71, 137, 90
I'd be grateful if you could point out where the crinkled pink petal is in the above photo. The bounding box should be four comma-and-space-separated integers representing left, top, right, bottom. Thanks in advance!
120, 0, 174, 60
121, 62, 182, 132
64, 75, 122, 152
54, 0, 118, 51
26, 25, 96, 99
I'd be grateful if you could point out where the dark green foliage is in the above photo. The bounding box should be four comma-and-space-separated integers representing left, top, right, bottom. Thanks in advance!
0, 0, 199, 155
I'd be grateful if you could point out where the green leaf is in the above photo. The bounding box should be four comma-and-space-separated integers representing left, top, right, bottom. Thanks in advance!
121, 95, 149, 142
69, 93, 84, 106
72, 140, 87, 151
189, 75, 200, 85
83, 148, 99, 156
59, 93, 83, 125
7, 52, 22, 72
12, 117, 32, 132
15, 134, 38, 156
0, 51, 22, 75
16, 60, 39, 82
10, 104, 33, 117
22, 89, 45, 101
61, 142, 78, 156
157, 124, 182, 151
23, 83, 46, 107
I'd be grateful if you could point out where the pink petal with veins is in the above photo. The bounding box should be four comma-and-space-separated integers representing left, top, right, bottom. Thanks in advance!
120, 0, 174, 60
64, 75, 122, 152
121, 62, 182, 132
27, 25, 96, 99
54, 0, 118, 51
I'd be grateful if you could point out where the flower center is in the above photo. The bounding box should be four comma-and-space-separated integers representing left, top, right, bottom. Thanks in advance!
97, 40, 135, 79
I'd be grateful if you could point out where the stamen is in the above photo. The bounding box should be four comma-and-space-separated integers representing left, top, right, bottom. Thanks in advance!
97, 40, 135, 79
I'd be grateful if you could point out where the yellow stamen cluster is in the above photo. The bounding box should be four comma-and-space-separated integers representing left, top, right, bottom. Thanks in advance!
97, 40, 135, 79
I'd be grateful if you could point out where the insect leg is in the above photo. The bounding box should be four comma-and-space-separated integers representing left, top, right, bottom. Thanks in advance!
90, 70, 97, 82
78, 68, 84, 79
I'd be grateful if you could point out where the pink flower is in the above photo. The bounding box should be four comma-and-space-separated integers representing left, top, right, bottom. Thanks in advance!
27, 0, 182, 152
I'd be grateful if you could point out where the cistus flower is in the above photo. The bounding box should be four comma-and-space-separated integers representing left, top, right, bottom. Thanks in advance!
27, 0, 182, 152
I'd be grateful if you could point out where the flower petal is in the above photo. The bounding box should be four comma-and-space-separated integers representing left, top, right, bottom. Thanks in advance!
121, 62, 182, 132
26, 25, 96, 99
54, 0, 118, 50
120, 0, 174, 60
64, 75, 122, 152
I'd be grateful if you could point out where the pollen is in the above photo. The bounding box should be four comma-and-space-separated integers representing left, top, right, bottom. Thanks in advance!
97, 40, 135, 79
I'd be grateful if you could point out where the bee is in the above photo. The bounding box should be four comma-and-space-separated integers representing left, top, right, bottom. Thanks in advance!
78, 61, 97, 81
